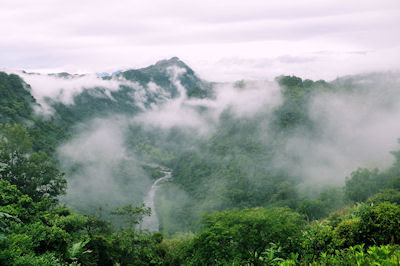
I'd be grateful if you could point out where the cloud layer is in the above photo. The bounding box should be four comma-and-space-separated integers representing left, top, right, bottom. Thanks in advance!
1, 0, 399, 81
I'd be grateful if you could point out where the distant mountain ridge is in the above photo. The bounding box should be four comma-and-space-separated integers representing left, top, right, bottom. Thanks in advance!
15, 57, 211, 116
0, 57, 212, 153
117, 57, 212, 98
1, 58, 399, 156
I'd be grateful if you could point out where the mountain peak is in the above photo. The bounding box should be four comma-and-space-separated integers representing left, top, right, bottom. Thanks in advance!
118, 57, 210, 98
168, 56, 180, 61
153, 57, 190, 71
158, 56, 181, 64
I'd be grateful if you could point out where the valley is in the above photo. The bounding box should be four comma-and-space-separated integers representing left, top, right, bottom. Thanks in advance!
1, 58, 400, 264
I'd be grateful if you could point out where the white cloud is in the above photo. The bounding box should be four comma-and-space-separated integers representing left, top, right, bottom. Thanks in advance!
135, 66, 282, 133
0, 0, 399, 81
274, 74, 400, 187
3, 70, 153, 115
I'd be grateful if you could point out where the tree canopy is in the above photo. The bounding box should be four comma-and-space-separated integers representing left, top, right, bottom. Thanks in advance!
0, 124, 66, 202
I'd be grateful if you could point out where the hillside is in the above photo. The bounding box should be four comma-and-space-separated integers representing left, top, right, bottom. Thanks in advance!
1, 59, 400, 264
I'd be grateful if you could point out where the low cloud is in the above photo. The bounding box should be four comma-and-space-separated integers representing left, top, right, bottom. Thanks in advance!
274, 73, 400, 189
136, 66, 282, 134
58, 117, 153, 214
6, 70, 158, 115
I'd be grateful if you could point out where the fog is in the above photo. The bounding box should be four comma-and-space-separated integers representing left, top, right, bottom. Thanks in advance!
57, 117, 153, 215
276, 73, 400, 191
13, 59, 400, 227
136, 69, 282, 134
49, 65, 284, 217
6, 70, 152, 115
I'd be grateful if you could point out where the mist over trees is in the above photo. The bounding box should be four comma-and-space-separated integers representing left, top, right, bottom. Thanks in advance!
1, 59, 400, 264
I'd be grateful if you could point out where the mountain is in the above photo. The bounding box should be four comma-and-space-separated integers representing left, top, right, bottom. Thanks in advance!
119, 57, 212, 98
49, 57, 211, 120
3, 62, 400, 265
0, 72, 36, 124
0, 57, 212, 154
2, 59, 400, 237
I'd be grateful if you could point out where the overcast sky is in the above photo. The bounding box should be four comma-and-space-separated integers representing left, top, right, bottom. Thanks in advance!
1, 0, 400, 81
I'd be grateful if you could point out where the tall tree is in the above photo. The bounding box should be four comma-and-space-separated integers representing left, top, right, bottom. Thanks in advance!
0, 124, 66, 202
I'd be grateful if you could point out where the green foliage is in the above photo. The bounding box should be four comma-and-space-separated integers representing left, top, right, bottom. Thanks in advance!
256, 243, 285, 265
111, 228, 165, 265
159, 233, 194, 265
0, 185, 68, 264
67, 237, 92, 262
22, 221, 71, 254
273, 75, 328, 131
122, 57, 213, 99
345, 168, 381, 202
344, 142, 400, 206
111, 204, 151, 228
0, 72, 35, 124
319, 187, 346, 211
358, 202, 400, 245
0, 175, 166, 265
142, 164, 164, 180
4, 69, 400, 264
277, 75, 304, 88
11, 252, 63, 266
157, 110, 301, 234
301, 222, 335, 260
186, 207, 305, 265
0, 180, 36, 223
333, 218, 361, 248
0, 158, 91, 265
310, 244, 400, 265
328, 202, 400, 250
0, 123, 33, 154
369, 188, 400, 205
0, 124, 66, 202
297, 199, 327, 221
54, 213, 89, 233
0, 72, 68, 155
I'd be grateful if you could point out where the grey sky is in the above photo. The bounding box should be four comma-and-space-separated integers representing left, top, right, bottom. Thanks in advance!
1, 0, 399, 81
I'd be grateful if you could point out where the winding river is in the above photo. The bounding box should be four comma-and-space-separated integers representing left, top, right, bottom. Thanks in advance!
141, 166, 172, 231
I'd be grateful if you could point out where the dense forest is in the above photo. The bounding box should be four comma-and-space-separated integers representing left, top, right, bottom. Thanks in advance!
1, 59, 400, 265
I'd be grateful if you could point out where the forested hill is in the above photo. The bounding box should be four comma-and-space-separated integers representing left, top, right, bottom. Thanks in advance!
119, 57, 212, 98
47, 57, 212, 126
0, 72, 36, 124
2, 59, 400, 264
0, 57, 211, 153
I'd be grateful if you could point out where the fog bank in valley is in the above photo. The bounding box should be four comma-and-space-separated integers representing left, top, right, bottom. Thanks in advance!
276, 72, 400, 191
15, 61, 400, 220
57, 118, 153, 215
